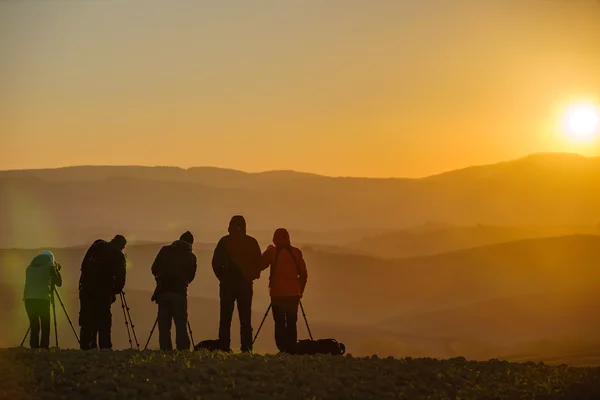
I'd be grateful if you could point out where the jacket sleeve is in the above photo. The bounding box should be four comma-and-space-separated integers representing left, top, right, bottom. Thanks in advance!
112, 253, 127, 294
295, 249, 308, 295
186, 253, 197, 283
51, 266, 63, 287
261, 247, 274, 271
251, 238, 263, 279
211, 238, 226, 280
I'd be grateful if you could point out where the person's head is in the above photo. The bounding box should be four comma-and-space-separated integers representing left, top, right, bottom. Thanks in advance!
179, 231, 194, 246
228, 215, 247, 235
273, 228, 291, 247
40, 251, 56, 266
110, 234, 127, 251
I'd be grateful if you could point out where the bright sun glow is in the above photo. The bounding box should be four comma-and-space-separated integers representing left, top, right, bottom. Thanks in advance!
561, 102, 600, 143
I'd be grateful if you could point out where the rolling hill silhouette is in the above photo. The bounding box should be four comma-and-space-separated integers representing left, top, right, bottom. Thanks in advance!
2, 153, 600, 249
351, 224, 600, 258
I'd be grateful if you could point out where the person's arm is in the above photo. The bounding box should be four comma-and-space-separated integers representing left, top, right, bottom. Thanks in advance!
296, 249, 308, 295
261, 246, 275, 271
51, 265, 63, 287
251, 238, 263, 279
211, 238, 226, 280
186, 253, 197, 284
112, 253, 127, 294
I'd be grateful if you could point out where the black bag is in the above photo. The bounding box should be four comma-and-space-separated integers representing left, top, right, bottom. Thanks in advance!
194, 339, 230, 352
294, 338, 345, 356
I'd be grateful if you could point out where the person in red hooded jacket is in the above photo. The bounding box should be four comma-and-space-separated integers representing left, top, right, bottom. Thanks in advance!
261, 228, 308, 354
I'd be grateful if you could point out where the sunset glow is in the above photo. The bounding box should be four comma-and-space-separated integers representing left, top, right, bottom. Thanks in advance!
562, 102, 600, 143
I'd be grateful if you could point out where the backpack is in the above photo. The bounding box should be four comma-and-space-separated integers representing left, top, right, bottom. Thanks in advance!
79, 240, 111, 292
151, 242, 191, 301
194, 339, 231, 353
294, 339, 346, 356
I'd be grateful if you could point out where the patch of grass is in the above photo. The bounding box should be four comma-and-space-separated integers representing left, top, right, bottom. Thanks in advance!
1, 349, 599, 399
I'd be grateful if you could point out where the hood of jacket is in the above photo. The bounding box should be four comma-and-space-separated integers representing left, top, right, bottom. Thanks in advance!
228, 215, 247, 235
29, 251, 55, 268
273, 228, 291, 247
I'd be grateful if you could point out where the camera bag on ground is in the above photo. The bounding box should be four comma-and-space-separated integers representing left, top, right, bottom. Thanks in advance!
194, 339, 231, 352
294, 338, 345, 355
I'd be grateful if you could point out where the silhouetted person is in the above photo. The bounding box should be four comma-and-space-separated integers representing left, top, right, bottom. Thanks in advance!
151, 231, 197, 351
212, 216, 262, 352
23, 251, 63, 349
78, 235, 127, 350
261, 229, 308, 354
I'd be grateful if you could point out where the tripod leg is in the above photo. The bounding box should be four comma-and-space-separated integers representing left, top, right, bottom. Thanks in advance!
51, 289, 59, 348
252, 304, 271, 346
53, 287, 80, 344
187, 321, 195, 349
299, 301, 313, 341
144, 317, 158, 351
119, 293, 133, 349
20, 326, 30, 347
121, 292, 140, 350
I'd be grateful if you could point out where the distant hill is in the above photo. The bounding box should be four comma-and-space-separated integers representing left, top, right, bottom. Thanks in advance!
424, 153, 600, 183
3, 153, 600, 248
350, 224, 600, 258
380, 290, 600, 346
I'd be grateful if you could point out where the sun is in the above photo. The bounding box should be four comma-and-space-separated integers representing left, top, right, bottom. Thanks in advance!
561, 102, 600, 143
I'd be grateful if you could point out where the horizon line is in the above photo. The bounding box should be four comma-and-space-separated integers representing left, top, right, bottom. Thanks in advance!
0, 151, 595, 180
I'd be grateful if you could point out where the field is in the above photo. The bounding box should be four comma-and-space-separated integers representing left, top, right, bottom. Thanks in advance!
1, 349, 600, 400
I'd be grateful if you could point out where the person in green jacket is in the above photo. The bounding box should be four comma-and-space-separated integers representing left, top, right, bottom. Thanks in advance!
23, 251, 62, 349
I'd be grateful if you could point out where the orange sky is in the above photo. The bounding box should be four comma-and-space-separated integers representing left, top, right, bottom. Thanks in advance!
1, 0, 599, 178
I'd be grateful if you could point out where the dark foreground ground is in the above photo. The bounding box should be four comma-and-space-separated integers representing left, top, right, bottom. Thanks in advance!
1, 349, 600, 400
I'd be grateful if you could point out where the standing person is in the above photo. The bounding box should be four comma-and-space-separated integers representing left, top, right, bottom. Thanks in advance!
151, 231, 197, 351
23, 251, 63, 349
78, 235, 127, 350
261, 228, 308, 354
212, 215, 262, 353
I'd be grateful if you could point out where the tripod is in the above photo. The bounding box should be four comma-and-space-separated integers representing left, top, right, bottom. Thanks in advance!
144, 317, 195, 350
20, 284, 80, 348
252, 300, 313, 346
119, 291, 140, 350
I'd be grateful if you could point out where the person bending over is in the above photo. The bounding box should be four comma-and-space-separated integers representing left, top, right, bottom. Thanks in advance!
151, 231, 197, 351
78, 235, 127, 350
23, 251, 63, 349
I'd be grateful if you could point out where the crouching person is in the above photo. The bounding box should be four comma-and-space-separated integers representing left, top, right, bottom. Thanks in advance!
261, 229, 308, 354
151, 231, 197, 351
23, 251, 63, 349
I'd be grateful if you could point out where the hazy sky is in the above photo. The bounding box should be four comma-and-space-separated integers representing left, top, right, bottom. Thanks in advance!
1, 0, 599, 177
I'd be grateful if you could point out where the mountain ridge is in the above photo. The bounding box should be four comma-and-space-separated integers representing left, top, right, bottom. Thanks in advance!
2, 152, 597, 181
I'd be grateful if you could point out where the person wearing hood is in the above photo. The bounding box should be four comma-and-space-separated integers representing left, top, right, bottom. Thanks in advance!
23, 251, 63, 349
212, 215, 262, 352
151, 231, 197, 351
78, 235, 127, 350
261, 228, 308, 354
